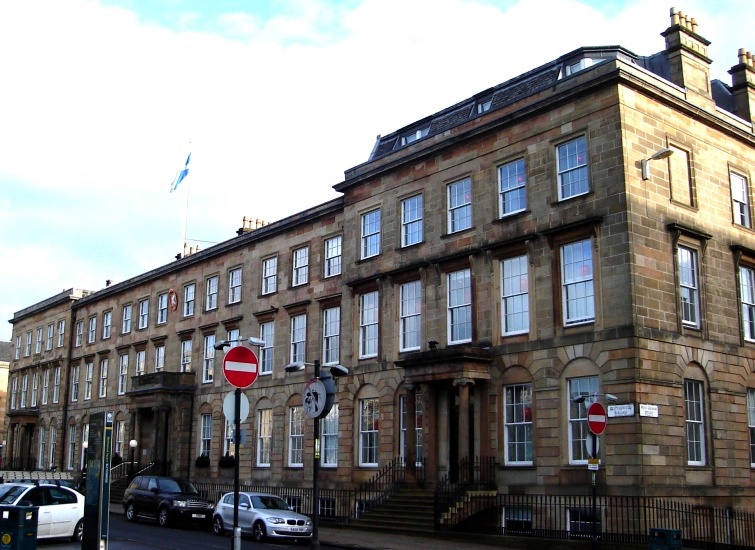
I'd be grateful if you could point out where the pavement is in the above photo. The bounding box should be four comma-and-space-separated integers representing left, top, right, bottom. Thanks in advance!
107, 503, 503, 550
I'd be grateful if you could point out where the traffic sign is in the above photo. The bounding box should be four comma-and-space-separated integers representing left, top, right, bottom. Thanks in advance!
222, 346, 259, 388
587, 402, 607, 435
223, 391, 250, 423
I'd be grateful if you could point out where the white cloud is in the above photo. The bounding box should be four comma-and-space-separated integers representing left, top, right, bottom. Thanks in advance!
0, 0, 751, 340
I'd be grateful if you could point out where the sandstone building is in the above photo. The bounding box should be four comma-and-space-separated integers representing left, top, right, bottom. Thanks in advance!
5, 8, 755, 525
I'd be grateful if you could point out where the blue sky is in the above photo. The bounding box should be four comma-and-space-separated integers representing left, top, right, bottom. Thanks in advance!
0, 0, 751, 342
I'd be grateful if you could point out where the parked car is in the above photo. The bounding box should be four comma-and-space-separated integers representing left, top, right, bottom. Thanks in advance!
212, 491, 313, 542
0, 483, 84, 541
4, 478, 79, 492
122, 475, 214, 528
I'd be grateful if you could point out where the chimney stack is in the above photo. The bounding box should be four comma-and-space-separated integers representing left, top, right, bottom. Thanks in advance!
728, 49, 755, 126
661, 8, 714, 108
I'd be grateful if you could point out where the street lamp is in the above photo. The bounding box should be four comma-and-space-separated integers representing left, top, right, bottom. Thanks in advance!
641, 147, 674, 180
572, 392, 617, 550
129, 440, 138, 481
215, 336, 265, 550
285, 359, 349, 550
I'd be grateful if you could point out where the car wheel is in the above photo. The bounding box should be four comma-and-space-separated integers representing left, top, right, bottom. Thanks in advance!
71, 519, 84, 542
252, 520, 266, 542
125, 503, 138, 522
212, 515, 224, 536
158, 506, 170, 527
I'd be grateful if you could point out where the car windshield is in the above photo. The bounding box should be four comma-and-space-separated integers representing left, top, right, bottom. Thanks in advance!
251, 495, 292, 510
159, 479, 198, 494
0, 486, 27, 504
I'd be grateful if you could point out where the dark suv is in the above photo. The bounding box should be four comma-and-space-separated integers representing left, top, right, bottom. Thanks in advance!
123, 475, 214, 528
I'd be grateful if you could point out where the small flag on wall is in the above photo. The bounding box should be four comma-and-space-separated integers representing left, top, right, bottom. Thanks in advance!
170, 153, 191, 192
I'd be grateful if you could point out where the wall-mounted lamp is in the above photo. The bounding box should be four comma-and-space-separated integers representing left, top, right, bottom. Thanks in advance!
214, 336, 266, 351
641, 148, 674, 180
572, 393, 618, 404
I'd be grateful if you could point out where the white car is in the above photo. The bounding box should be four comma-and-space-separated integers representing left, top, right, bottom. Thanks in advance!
212, 491, 313, 542
0, 483, 84, 541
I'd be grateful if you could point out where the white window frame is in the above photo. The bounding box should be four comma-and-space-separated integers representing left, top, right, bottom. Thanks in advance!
180, 340, 192, 372
87, 316, 97, 343
70, 366, 79, 402
46, 323, 54, 351
447, 178, 472, 233
568, 376, 598, 464
322, 307, 340, 365
678, 245, 700, 328
102, 311, 112, 339
41, 369, 49, 405
504, 383, 533, 465
292, 247, 309, 286
35, 327, 42, 353
359, 398, 379, 467
359, 291, 379, 358
561, 239, 595, 326
499, 158, 527, 216
14, 335, 20, 360
288, 406, 304, 467
75, 321, 83, 348
66, 428, 76, 471
10, 377, 17, 410
200, 413, 212, 457
361, 209, 381, 259
502, 255, 529, 335
31, 372, 38, 407
740, 265, 755, 342
25, 331, 32, 356
257, 409, 272, 466
322, 405, 339, 468
184, 283, 195, 316
98, 359, 108, 398
154, 345, 165, 372
157, 293, 168, 324
262, 257, 278, 294
399, 395, 423, 467
399, 281, 421, 352
685, 379, 706, 466
138, 299, 149, 330
259, 322, 274, 375
49, 425, 57, 471
224, 419, 235, 457
118, 354, 128, 395
557, 136, 589, 200
228, 267, 242, 304
20, 373, 27, 408
203, 334, 215, 383
136, 350, 146, 376
324, 236, 342, 277
731, 171, 751, 228
448, 269, 472, 344
84, 362, 93, 400
206, 276, 218, 311
290, 314, 306, 364
52, 366, 60, 403
401, 195, 423, 247
57, 319, 65, 347
122, 305, 132, 334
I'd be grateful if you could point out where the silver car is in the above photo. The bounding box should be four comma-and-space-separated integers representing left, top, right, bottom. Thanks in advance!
212, 491, 313, 542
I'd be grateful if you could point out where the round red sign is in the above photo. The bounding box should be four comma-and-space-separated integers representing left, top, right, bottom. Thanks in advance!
222, 346, 259, 388
587, 402, 607, 435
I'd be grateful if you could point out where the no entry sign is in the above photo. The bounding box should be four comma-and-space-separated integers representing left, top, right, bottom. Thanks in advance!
587, 402, 607, 435
222, 346, 259, 388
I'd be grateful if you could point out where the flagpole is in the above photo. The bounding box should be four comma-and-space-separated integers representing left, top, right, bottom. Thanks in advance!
181, 171, 190, 256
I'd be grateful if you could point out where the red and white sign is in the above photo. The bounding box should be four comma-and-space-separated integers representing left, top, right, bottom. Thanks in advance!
587, 402, 607, 435
222, 346, 259, 389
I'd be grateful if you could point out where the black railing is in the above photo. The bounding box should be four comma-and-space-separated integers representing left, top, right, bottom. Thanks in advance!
436, 492, 755, 550
435, 456, 497, 530
353, 457, 410, 518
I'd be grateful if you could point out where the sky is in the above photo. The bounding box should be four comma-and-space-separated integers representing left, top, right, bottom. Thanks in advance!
0, 0, 752, 342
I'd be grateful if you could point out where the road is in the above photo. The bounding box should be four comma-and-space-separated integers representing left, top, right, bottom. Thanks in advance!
37, 512, 307, 549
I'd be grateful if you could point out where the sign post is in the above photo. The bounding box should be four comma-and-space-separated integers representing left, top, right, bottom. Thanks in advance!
222, 346, 259, 550
585, 401, 607, 550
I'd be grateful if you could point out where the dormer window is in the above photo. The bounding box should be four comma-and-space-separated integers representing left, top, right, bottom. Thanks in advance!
561, 57, 605, 78
476, 99, 492, 114
400, 127, 430, 146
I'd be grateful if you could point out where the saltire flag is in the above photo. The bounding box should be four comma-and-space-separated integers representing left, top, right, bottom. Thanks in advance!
170, 153, 191, 192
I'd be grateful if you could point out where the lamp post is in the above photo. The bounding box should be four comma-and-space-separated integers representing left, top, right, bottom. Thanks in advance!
285, 359, 349, 550
572, 393, 617, 550
215, 336, 265, 550
129, 439, 138, 481
641, 147, 674, 180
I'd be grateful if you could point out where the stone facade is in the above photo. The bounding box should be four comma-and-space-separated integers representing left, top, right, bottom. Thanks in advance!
5, 8, 755, 518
